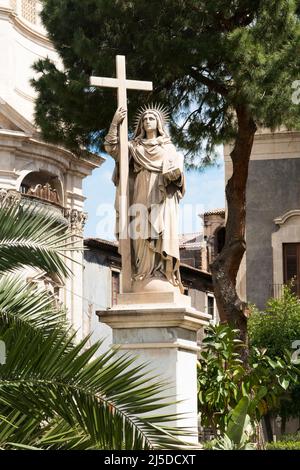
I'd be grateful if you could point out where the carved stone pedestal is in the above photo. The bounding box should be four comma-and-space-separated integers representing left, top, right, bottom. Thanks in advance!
97, 292, 211, 443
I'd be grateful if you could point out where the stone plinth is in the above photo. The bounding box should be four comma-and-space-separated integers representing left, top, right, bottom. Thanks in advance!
97, 292, 211, 443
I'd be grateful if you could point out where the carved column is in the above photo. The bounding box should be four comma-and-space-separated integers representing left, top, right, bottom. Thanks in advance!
63, 208, 87, 338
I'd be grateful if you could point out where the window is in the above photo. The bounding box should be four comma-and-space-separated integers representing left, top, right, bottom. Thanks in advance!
283, 243, 300, 296
111, 270, 120, 306
216, 227, 226, 254
207, 295, 215, 321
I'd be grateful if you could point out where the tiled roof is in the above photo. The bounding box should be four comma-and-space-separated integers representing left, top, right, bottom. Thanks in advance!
84, 237, 118, 248
180, 262, 211, 278
203, 208, 225, 216
179, 232, 204, 247
179, 232, 203, 246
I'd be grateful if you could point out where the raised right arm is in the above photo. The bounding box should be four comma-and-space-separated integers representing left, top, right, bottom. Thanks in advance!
104, 106, 127, 160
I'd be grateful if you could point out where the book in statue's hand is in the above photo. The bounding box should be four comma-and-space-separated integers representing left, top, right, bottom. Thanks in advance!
162, 154, 183, 181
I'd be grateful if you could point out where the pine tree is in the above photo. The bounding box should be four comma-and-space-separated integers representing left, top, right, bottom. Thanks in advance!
32, 0, 300, 355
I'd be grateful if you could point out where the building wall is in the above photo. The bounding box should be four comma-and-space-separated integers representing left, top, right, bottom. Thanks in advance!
225, 130, 300, 309
0, 0, 58, 123
246, 157, 300, 308
83, 248, 114, 355
83, 242, 122, 354
0, 1, 103, 337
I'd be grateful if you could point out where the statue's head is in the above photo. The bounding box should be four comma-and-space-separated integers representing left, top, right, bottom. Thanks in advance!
133, 104, 169, 140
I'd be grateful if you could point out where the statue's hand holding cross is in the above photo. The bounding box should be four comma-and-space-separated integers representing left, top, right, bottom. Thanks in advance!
111, 106, 127, 127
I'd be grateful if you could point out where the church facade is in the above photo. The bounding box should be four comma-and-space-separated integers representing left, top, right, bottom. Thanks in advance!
0, 0, 103, 336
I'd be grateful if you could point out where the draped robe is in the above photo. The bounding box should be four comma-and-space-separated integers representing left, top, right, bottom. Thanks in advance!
105, 134, 185, 289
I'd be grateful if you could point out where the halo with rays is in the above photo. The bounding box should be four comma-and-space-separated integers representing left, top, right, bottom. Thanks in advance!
133, 102, 170, 130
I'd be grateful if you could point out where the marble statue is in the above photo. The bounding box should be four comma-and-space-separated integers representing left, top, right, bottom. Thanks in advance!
104, 105, 185, 291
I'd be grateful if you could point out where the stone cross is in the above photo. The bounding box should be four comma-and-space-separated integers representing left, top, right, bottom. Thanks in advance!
90, 56, 153, 292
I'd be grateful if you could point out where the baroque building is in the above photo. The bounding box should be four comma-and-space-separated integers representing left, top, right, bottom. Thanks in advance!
0, 0, 103, 335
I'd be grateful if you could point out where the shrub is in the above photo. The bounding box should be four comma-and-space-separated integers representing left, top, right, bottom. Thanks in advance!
279, 431, 300, 442
249, 286, 300, 423
249, 286, 300, 358
197, 324, 299, 435
266, 440, 300, 450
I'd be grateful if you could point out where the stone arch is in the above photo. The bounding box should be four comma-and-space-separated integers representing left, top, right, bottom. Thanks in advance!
18, 170, 64, 206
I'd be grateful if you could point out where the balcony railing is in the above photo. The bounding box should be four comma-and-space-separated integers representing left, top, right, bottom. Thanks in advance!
21, 183, 62, 207
0, 188, 87, 233
271, 282, 300, 299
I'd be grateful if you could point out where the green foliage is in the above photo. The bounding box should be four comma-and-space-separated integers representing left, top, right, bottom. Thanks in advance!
0, 204, 188, 449
0, 203, 72, 281
249, 286, 300, 358
33, 0, 300, 163
206, 397, 255, 450
278, 431, 300, 442
266, 440, 300, 450
249, 287, 300, 420
226, 396, 251, 446
197, 324, 299, 435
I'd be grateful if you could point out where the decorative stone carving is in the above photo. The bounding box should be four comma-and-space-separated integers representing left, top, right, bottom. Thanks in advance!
272, 209, 300, 289
27, 271, 64, 309
64, 208, 87, 233
0, 188, 7, 204
10, 0, 17, 11
0, 188, 88, 234
26, 183, 61, 205
0, 188, 21, 207
21, 0, 37, 24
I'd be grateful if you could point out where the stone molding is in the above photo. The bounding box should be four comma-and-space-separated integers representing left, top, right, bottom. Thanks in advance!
97, 304, 211, 331
0, 99, 35, 134
64, 208, 88, 234
0, 187, 21, 206
272, 209, 300, 286
118, 290, 191, 307
274, 209, 300, 226
0, 130, 102, 175
225, 131, 300, 163
116, 341, 200, 353
0, 0, 53, 49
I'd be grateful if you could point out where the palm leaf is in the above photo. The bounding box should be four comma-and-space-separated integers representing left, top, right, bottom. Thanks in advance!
0, 274, 68, 334
0, 203, 190, 450
0, 326, 186, 449
0, 296, 188, 449
0, 204, 75, 280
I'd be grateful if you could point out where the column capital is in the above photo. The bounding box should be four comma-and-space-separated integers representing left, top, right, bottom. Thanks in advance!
64, 208, 87, 234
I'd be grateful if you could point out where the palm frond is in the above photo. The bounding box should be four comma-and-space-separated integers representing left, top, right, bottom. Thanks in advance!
0, 315, 186, 449
0, 204, 74, 280
0, 202, 191, 450
0, 274, 68, 334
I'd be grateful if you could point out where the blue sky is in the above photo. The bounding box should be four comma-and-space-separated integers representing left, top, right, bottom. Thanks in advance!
83, 153, 225, 239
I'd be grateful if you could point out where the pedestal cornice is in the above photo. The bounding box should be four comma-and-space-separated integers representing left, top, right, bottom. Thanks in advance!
97, 304, 211, 331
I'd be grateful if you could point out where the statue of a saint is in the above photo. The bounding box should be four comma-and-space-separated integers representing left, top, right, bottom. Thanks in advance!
104, 105, 185, 292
